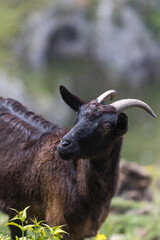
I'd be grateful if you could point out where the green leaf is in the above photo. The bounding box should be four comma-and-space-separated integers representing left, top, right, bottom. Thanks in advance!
38, 227, 46, 238
9, 215, 21, 222
10, 208, 19, 214
31, 219, 44, 224
53, 237, 59, 240
42, 224, 52, 232
54, 229, 67, 235
23, 224, 35, 231
37, 227, 45, 232
34, 238, 46, 240
6, 222, 22, 231
17, 237, 28, 240
53, 226, 68, 235
21, 206, 30, 221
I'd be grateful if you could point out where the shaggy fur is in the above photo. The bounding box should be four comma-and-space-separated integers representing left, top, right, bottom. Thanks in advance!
0, 87, 128, 240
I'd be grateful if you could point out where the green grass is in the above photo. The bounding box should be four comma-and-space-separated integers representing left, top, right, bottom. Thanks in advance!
100, 195, 160, 240
99, 166, 160, 240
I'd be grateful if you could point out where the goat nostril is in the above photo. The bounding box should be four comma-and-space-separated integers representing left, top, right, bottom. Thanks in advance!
61, 139, 71, 147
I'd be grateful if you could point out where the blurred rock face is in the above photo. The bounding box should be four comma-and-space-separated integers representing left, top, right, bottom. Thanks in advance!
16, 0, 160, 85
94, 0, 160, 84
118, 159, 152, 201
16, 5, 89, 68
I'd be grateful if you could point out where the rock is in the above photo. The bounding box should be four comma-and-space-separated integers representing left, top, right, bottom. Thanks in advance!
15, 3, 89, 68
118, 159, 152, 201
93, 0, 160, 85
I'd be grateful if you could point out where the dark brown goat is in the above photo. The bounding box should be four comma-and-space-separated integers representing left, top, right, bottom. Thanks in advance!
0, 86, 156, 240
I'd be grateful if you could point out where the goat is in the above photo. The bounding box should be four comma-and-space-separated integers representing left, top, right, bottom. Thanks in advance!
0, 86, 156, 240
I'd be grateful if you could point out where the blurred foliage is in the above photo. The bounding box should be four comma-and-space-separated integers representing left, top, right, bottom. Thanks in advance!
144, 9, 160, 41
98, 165, 160, 240
122, 83, 159, 165
86, 0, 99, 20
0, 0, 51, 65
21, 57, 107, 100
0, 213, 8, 237
128, 0, 160, 41
100, 187, 160, 239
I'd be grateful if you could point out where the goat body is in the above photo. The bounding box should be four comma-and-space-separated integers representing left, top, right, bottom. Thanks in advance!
0, 87, 155, 240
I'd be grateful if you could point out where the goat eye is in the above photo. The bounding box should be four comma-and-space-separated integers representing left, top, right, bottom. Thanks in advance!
103, 125, 111, 133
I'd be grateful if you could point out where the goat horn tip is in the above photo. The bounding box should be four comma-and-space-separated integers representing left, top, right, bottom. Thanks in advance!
152, 113, 157, 118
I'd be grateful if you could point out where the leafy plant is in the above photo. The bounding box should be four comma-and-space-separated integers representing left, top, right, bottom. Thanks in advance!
3, 206, 108, 240
6, 207, 67, 240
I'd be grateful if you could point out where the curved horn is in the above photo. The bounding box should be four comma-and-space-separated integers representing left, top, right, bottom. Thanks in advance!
97, 90, 117, 103
111, 99, 157, 118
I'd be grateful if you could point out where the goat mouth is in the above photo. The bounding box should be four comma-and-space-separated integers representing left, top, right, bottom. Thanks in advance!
57, 146, 80, 160
58, 151, 80, 160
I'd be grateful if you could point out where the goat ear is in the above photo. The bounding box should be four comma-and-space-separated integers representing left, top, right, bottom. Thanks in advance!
60, 86, 86, 112
116, 112, 128, 136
